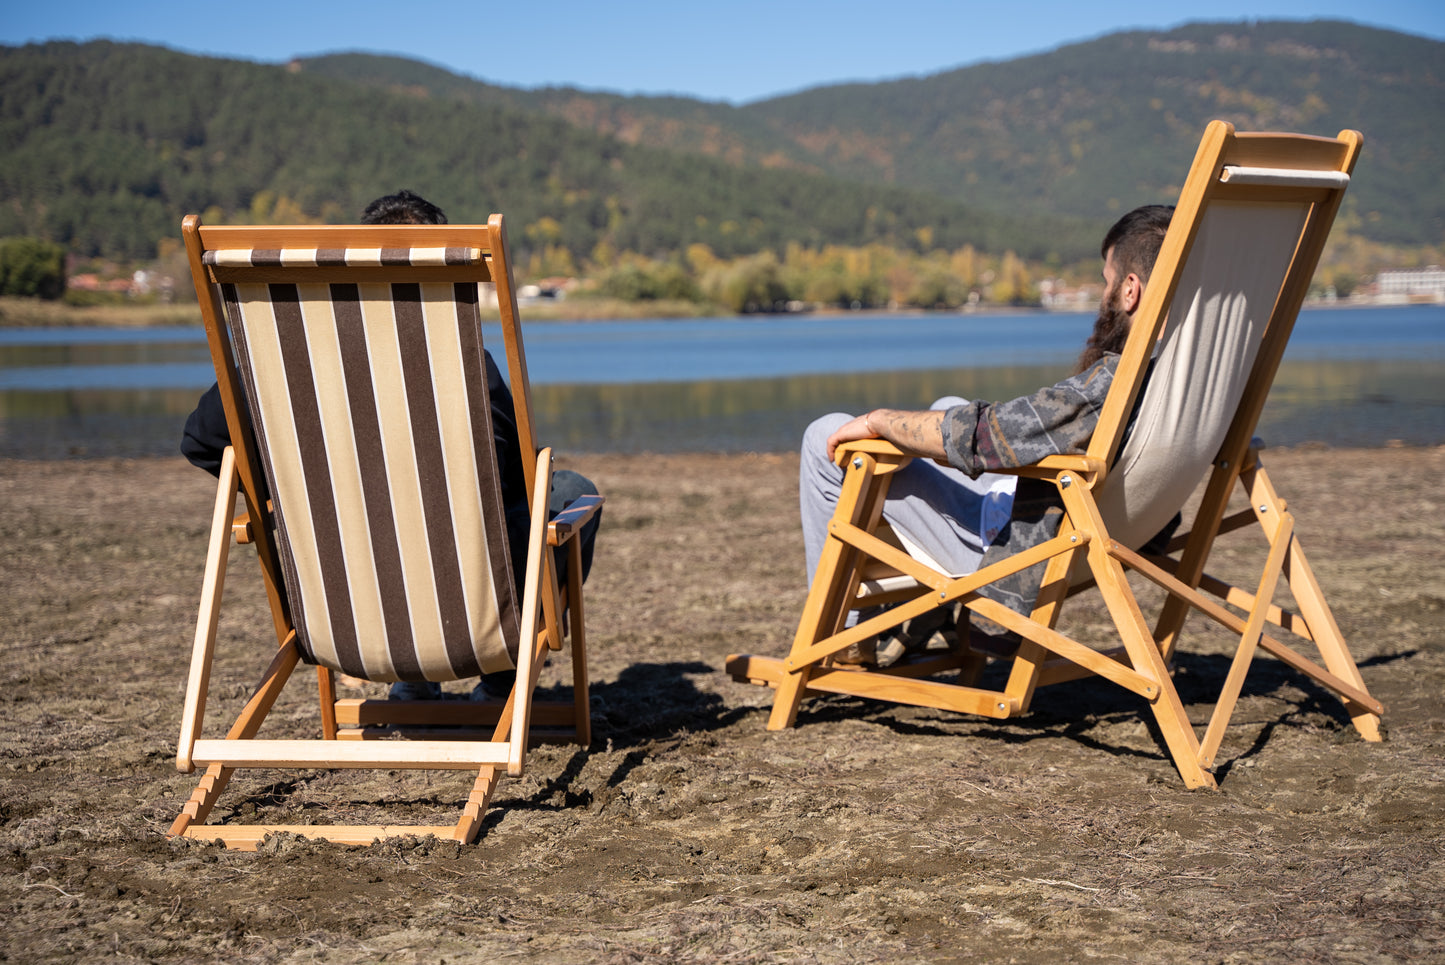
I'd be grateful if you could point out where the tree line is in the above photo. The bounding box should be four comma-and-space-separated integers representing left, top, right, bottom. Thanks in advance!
0, 42, 1099, 268
307, 21, 1445, 250
581, 242, 1047, 313
5, 33, 1438, 308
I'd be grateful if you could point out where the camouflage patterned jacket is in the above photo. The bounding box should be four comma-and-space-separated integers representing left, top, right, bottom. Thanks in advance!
938, 354, 1123, 619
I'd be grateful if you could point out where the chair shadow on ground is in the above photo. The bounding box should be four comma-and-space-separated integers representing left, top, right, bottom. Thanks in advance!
780, 648, 1412, 782
216, 646, 1407, 834
468, 660, 755, 834
210, 660, 747, 841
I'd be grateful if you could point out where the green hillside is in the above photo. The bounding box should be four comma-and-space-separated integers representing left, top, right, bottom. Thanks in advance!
2, 20, 1439, 271
747, 20, 1444, 246
297, 53, 813, 172
0, 42, 1087, 263
302, 20, 1442, 248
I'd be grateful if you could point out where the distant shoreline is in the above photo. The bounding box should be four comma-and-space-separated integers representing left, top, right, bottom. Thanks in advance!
2, 294, 1433, 331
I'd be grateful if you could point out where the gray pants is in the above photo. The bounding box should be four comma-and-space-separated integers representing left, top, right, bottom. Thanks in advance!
799, 400, 1013, 585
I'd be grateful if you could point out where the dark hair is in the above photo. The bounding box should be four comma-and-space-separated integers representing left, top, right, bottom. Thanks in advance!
1100, 204, 1174, 285
360, 190, 448, 225
1075, 204, 1175, 372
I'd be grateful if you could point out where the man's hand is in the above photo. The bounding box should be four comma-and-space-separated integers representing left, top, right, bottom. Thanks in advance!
825, 409, 947, 463
825, 413, 880, 462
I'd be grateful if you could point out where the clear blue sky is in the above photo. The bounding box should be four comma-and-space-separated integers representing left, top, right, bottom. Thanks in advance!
4, 1, 1442, 104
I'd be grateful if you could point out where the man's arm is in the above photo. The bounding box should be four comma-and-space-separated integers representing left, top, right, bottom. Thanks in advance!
825, 409, 946, 462
180, 382, 230, 477
941, 356, 1119, 476
823, 355, 1122, 473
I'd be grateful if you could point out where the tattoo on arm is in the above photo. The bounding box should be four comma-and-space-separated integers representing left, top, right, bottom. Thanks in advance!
870, 409, 946, 459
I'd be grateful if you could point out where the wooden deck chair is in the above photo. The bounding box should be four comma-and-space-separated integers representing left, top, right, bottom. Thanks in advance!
728, 121, 1384, 788
170, 214, 601, 848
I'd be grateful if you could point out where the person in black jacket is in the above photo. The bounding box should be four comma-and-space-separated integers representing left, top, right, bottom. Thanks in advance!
180, 190, 599, 699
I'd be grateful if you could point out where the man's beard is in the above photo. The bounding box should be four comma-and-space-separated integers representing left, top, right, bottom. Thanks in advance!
1076, 281, 1130, 372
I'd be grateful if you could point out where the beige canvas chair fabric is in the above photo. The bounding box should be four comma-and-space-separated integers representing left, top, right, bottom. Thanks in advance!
170, 216, 599, 849
728, 122, 1383, 788
1093, 200, 1309, 551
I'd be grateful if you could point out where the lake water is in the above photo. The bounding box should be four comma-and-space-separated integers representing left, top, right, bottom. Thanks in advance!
1, 305, 1442, 457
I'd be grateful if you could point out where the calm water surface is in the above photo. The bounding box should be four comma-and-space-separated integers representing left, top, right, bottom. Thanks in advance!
1, 306, 1441, 457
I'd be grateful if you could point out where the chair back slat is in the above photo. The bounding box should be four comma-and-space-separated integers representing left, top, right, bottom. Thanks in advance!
218, 267, 518, 682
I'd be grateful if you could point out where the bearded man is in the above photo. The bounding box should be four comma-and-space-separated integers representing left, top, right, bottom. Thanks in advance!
797, 204, 1175, 663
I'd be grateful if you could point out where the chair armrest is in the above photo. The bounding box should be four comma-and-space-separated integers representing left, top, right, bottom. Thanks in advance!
990, 454, 1108, 482
833, 438, 914, 468
547, 494, 604, 547
837, 437, 1105, 481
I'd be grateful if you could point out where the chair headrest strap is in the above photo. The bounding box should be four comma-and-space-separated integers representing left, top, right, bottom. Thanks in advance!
1219, 165, 1349, 189
202, 247, 483, 268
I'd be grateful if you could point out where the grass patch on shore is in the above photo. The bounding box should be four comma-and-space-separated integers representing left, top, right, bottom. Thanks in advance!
518, 295, 724, 321
0, 296, 202, 329
0, 294, 726, 329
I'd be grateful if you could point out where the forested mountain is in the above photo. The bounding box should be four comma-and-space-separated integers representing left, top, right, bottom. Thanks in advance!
298, 53, 812, 171
1, 19, 1440, 269
304, 19, 1444, 249
0, 42, 1088, 262
747, 20, 1444, 246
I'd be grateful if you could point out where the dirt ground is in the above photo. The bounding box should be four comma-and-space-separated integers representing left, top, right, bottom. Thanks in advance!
1, 446, 1442, 963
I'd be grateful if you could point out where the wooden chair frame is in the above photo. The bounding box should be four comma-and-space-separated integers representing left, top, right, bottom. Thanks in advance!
728, 122, 1383, 788
170, 215, 600, 848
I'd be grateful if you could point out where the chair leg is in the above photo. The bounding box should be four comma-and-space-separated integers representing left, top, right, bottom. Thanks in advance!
956, 650, 988, 687
1245, 461, 1382, 741
169, 763, 236, 837
1062, 486, 1216, 789
318, 667, 338, 741
767, 669, 811, 730
1284, 538, 1382, 741
454, 507, 600, 817
1197, 508, 1294, 768
768, 497, 877, 729
452, 765, 504, 844
566, 538, 591, 747
770, 451, 899, 728
178, 450, 240, 773
1002, 547, 1078, 712
770, 525, 846, 728
1102, 561, 1216, 789
169, 634, 304, 838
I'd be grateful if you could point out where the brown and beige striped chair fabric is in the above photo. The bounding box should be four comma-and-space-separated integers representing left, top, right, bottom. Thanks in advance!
169, 217, 598, 850
216, 268, 518, 682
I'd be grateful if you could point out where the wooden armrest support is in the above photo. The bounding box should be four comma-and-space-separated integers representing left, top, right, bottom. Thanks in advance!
547, 494, 604, 546
230, 497, 272, 546
833, 438, 913, 468
997, 454, 1108, 482
833, 436, 1104, 485
232, 512, 253, 543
